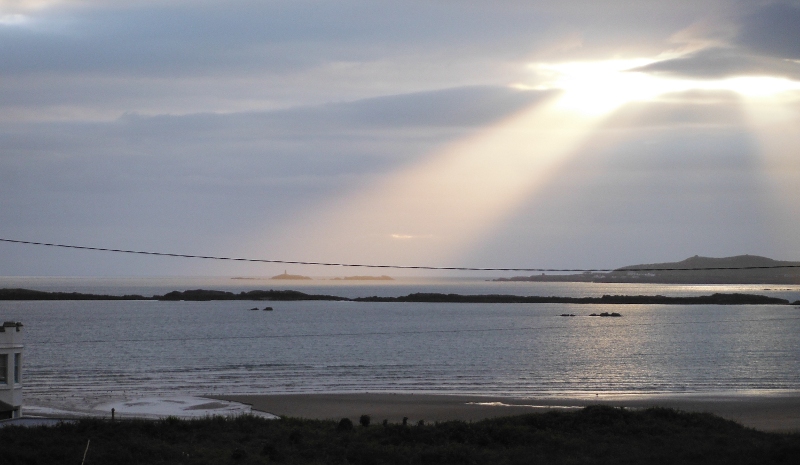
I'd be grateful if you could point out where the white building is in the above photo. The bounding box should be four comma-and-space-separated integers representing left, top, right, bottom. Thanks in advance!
0, 321, 23, 419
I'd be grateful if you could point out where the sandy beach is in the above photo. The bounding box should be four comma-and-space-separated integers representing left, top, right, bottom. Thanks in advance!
217, 392, 800, 433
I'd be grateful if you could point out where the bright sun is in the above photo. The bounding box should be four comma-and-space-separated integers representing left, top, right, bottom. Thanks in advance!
520, 58, 800, 115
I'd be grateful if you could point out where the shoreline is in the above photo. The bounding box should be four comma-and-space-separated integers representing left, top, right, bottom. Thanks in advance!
216, 391, 800, 433
20, 390, 800, 433
20, 395, 276, 421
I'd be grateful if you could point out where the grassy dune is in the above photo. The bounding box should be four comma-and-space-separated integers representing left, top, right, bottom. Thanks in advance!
2, 406, 799, 464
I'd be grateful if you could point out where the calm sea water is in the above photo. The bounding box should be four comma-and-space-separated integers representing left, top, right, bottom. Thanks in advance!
1, 277, 799, 410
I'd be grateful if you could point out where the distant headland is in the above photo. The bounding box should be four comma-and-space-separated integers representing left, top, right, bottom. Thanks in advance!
231, 275, 394, 281
494, 255, 800, 284
332, 275, 393, 281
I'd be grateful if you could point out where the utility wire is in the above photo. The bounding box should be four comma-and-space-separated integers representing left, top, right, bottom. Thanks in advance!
3, 238, 800, 273
30, 316, 800, 345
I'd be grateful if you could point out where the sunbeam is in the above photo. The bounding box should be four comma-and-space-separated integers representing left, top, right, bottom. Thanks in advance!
250, 58, 800, 271
740, 91, 800, 257
258, 91, 610, 268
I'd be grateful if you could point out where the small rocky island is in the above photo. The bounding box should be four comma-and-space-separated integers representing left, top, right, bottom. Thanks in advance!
270, 271, 312, 280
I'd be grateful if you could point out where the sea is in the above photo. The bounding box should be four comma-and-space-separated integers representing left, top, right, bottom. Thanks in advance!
1, 276, 800, 413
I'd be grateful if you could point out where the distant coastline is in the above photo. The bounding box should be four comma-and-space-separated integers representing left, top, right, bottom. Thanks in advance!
232, 275, 394, 281
1, 288, 796, 305
331, 275, 393, 281
495, 255, 800, 284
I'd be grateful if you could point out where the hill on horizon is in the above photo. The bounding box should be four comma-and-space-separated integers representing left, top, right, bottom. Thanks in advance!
617, 254, 800, 271
496, 254, 800, 284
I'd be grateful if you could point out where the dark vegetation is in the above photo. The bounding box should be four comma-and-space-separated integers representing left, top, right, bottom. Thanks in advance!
0, 288, 793, 305
0, 288, 150, 300
157, 290, 348, 302
2, 407, 799, 464
353, 292, 790, 305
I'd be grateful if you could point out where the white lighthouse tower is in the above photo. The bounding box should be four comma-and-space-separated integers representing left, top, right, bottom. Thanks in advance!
0, 321, 23, 419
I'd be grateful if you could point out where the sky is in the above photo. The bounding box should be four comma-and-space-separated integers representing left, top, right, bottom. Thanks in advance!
1, 0, 799, 277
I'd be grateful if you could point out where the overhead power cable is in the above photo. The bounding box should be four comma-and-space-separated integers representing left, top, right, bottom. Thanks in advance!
2, 237, 800, 273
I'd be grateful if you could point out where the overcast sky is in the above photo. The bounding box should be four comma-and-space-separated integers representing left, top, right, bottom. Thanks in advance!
1, 0, 799, 276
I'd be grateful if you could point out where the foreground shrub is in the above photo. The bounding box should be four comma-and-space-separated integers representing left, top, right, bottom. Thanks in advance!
338, 417, 354, 431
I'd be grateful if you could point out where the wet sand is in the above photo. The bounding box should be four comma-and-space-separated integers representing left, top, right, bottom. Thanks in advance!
217, 392, 800, 432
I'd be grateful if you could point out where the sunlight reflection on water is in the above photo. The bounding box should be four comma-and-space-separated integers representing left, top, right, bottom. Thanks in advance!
1, 279, 799, 411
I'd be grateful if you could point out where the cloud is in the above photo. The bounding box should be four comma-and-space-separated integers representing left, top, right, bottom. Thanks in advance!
0, 85, 545, 274
4, 1, 800, 275
0, 0, 737, 121
0, 1, 560, 120
630, 2, 800, 80
602, 90, 745, 128
284, 86, 554, 128
630, 47, 800, 79
0, 13, 26, 24
736, 2, 800, 59
0, 1, 553, 77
